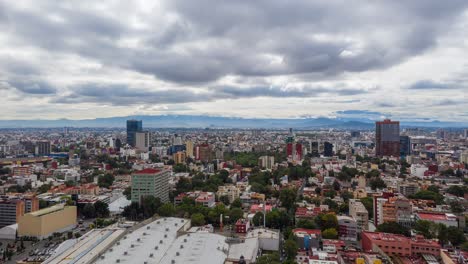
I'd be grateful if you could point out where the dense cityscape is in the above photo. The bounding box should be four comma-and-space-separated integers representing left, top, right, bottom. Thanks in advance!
0, 120, 466, 264
1, 1, 468, 264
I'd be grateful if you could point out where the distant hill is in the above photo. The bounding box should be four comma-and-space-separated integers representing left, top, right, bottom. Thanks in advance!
0, 115, 465, 129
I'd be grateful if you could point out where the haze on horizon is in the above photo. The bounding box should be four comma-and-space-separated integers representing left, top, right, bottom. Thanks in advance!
0, 1, 467, 122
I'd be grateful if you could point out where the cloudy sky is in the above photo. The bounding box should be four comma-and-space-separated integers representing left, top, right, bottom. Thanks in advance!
1, 0, 467, 121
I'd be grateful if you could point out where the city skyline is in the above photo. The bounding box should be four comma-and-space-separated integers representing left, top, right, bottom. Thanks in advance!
0, 1, 467, 122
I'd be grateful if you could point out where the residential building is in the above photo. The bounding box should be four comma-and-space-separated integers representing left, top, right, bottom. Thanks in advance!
126, 119, 142, 147
349, 199, 369, 232
375, 119, 400, 157
337, 215, 357, 241
131, 168, 171, 203
35, 140, 51, 156
258, 156, 275, 170
18, 204, 77, 239
185, 140, 194, 158
173, 151, 186, 164
135, 131, 150, 151
217, 185, 240, 204
398, 182, 419, 196
235, 218, 250, 233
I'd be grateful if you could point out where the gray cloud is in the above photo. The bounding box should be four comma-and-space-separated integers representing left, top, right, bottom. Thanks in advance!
1, 1, 467, 84
8, 80, 57, 94
408, 80, 458, 90
51, 83, 367, 105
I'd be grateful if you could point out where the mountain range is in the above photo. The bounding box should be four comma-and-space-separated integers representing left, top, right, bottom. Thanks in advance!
0, 115, 466, 129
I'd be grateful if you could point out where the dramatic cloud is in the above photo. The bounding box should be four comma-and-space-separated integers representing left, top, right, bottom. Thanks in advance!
0, 0, 467, 121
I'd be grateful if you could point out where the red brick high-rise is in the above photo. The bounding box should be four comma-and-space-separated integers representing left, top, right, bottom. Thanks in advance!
375, 119, 400, 157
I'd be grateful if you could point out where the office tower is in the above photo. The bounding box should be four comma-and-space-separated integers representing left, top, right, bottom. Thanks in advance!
35, 141, 51, 156
0, 199, 25, 228
464, 129, 468, 138
399, 135, 411, 158
375, 119, 400, 157
185, 141, 194, 158
131, 168, 171, 203
135, 131, 150, 151
126, 120, 142, 147
323, 141, 333, 157
310, 141, 320, 157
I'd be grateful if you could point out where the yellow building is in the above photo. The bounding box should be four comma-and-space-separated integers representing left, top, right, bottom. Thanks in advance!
173, 151, 186, 164
18, 204, 77, 239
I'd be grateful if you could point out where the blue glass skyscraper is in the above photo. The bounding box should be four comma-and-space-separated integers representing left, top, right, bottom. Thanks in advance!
127, 120, 142, 147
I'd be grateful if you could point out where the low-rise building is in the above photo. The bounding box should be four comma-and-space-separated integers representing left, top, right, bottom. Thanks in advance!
18, 204, 77, 239
337, 215, 357, 241
362, 231, 441, 257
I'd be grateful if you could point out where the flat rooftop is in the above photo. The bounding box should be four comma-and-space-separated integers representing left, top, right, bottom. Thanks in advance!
44, 228, 125, 264
94, 217, 228, 264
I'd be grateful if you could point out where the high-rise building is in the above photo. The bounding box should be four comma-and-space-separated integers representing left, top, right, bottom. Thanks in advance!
173, 151, 186, 164
131, 168, 171, 203
185, 141, 194, 158
35, 141, 51, 156
126, 120, 142, 147
399, 135, 411, 158
464, 129, 468, 138
135, 131, 150, 151
195, 144, 211, 162
375, 119, 400, 157
323, 141, 333, 157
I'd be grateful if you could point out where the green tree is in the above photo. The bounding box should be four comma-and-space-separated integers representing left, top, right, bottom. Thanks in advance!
437, 224, 448, 246
409, 190, 444, 204
359, 197, 374, 219
447, 226, 466, 246
252, 212, 264, 226
141, 196, 162, 218
228, 208, 244, 223
97, 173, 115, 188
322, 228, 338, 239
369, 178, 387, 190
158, 203, 175, 217
427, 185, 440, 194
82, 203, 96, 218
219, 195, 230, 205
38, 184, 52, 194
123, 187, 131, 200
256, 252, 281, 264
296, 219, 316, 229
191, 213, 205, 226
449, 201, 464, 214
376, 222, 410, 237
414, 220, 436, 239
231, 198, 242, 208
460, 241, 468, 252
316, 213, 338, 231
94, 201, 110, 218
280, 188, 297, 209
284, 239, 298, 260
